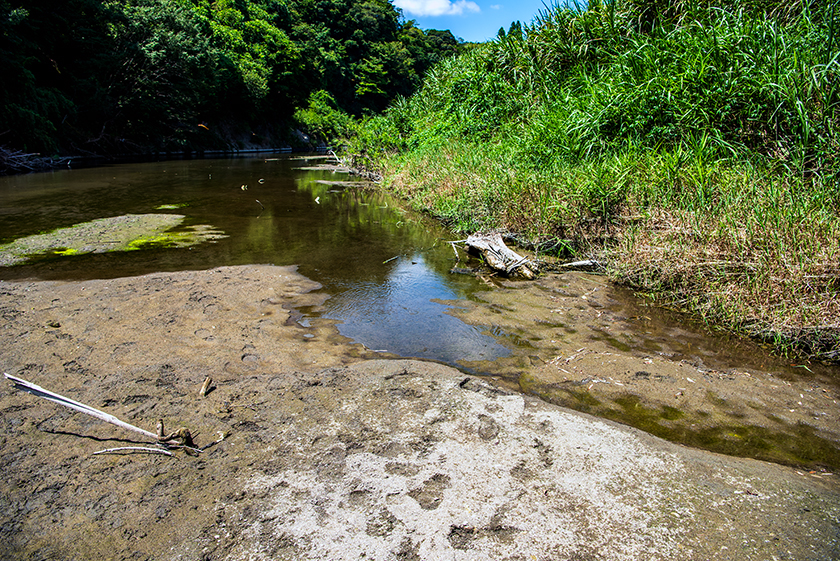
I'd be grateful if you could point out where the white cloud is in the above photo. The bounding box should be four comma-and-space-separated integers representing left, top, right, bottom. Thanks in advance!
490, 3, 502, 8
394, 0, 480, 16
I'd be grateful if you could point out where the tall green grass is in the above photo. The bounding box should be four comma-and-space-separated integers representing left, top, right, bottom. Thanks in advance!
347, 0, 840, 360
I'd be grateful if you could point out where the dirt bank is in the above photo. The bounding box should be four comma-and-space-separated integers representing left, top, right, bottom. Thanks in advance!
0, 265, 838, 560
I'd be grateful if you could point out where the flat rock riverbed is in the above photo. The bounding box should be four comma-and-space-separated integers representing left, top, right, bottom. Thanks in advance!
0, 265, 837, 560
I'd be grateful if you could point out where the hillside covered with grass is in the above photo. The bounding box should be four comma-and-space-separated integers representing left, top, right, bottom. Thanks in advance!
348, 0, 840, 361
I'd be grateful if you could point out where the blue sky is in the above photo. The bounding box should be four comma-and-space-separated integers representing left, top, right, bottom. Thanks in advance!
393, 0, 560, 43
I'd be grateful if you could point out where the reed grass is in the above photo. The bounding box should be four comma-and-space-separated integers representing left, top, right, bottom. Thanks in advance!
347, 0, 840, 361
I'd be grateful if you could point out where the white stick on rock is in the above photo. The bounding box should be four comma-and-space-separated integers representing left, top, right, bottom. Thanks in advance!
93, 447, 173, 456
4, 373, 159, 441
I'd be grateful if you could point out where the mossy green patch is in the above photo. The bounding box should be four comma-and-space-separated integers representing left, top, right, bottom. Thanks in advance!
52, 248, 79, 256
591, 329, 633, 352
0, 214, 227, 266
125, 232, 196, 251
705, 390, 728, 407
520, 376, 602, 413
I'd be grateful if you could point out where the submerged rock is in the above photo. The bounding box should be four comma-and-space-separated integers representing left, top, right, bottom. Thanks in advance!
0, 213, 226, 266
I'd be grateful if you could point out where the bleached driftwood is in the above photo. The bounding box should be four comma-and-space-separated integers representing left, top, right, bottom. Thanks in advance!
5, 373, 159, 440
93, 447, 173, 457
4, 373, 202, 455
199, 376, 212, 397
465, 233, 537, 279
559, 259, 602, 271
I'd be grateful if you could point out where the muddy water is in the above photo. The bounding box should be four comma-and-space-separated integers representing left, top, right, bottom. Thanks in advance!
1, 155, 838, 469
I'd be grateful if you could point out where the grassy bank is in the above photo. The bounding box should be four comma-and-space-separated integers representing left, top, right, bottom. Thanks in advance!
347, 0, 840, 362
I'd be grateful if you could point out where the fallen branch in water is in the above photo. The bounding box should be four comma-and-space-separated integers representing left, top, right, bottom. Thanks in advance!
465, 233, 537, 279
448, 240, 466, 263
0, 145, 63, 175
329, 150, 344, 165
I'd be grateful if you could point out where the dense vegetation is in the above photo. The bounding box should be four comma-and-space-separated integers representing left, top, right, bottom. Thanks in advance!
349, 0, 840, 360
0, 0, 460, 156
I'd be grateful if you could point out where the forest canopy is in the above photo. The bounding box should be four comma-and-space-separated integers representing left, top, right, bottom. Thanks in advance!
0, 0, 462, 155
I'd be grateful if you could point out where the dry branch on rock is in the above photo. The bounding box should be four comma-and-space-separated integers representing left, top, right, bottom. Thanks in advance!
93, 447, 174, 456
4, 373, 201, 456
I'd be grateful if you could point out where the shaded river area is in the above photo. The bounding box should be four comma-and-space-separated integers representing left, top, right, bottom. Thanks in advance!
0, 155, 507, 364
1, 153, 838, 471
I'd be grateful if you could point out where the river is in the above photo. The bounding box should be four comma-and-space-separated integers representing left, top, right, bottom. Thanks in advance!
0, 154, 509, 365
1, 153, 838, 469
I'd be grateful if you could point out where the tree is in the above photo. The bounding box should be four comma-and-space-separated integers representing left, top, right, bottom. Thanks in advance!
0, 0, 465, 154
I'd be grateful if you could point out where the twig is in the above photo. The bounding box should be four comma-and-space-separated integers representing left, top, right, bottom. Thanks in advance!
199, 376, 212, 397
449, 241, 462, 262
163, 443, 203, 456
560, 259, 602, 271
255, 199, 265, 210
329, 150, 345, 165
155, 420, 204, 456
383, 255, 399, 264
93, 446, 173, 457
5, 373, 158, 440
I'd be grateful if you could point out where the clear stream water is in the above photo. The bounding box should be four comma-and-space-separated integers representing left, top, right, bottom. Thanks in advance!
3, 153, 839, 470
0, 154, 836, 379
0, 154, 509, 365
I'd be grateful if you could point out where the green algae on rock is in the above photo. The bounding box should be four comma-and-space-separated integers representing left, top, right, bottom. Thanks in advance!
155, 203, 189, 210
0, 214, 226, 266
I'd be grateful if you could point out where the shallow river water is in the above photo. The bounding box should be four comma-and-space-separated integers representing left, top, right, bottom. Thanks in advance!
0, 154, 509, 365
1, 153, 838, 469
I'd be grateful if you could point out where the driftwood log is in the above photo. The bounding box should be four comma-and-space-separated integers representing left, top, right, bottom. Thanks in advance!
465, 233, 537, 279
